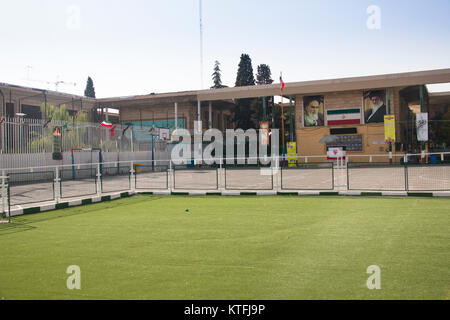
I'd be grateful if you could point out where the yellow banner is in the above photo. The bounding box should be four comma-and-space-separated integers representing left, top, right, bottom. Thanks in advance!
384, 115, 396, 143
287, 142, 297, 167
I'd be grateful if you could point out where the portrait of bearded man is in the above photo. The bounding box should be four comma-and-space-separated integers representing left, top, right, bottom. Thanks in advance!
303, 96, 324, 127
364, 90, 387, 123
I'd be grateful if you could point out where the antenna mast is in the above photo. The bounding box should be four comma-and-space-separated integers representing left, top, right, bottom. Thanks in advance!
199, 0, 204, 89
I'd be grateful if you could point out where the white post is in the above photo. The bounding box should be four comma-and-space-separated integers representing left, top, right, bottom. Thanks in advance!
441, 153, 444, 162
1, 170, 5, 215
369, 155, 373, 163
168, 160, 173, 192
1, 120, 4, 154
208, 101, 212, 129
130, 161, 135, 192
174, 102, 178, 129
275, 154, 280, 191
404, 154, 407, 163
54, 166, 60, 204
96, 162, 102, 196
130, 129, 134, 152
219, 158, 223, 190
197, 100, 201, 122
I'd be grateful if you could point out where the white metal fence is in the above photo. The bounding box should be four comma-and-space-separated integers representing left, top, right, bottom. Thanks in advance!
1, 153, 450, 217
0, 117, 170, 155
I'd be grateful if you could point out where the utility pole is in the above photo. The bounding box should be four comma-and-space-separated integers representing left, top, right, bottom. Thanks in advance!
387, 88, 392, 164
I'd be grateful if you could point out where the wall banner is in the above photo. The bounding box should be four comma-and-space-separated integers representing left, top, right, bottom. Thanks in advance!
416, 113, 428, 142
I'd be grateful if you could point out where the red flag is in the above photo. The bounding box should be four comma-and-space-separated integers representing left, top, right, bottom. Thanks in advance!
109, 124, 117, 136
101, 121, 113, 128
280, 74, 285, 93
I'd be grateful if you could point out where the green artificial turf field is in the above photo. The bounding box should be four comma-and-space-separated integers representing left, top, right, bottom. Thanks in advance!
0, 195, 449, 300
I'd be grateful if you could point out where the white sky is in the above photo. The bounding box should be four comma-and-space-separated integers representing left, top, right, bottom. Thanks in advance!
1, 0, 449, 98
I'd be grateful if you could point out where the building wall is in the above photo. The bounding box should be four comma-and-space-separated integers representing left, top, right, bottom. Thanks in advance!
119, 102, 234, 131
294, 88, 401, 162
0, 87, 95, 119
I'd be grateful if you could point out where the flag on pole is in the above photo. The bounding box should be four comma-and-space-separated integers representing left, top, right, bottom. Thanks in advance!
109, 124, 117, 137
280, 73, 285, 94
101, 121, 113, 128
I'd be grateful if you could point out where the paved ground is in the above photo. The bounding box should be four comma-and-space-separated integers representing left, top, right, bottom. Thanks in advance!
2, 165, 450, 208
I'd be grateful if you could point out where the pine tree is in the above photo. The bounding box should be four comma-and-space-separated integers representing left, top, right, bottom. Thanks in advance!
252, 64, 274, 125
256, 64, 273, 85
84, 76, 96, 98
234, 54, 256, 129
211, 60, 227, 89
235, 54, 255, 87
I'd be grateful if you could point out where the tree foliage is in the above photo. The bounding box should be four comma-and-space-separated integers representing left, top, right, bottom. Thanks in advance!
84, 76, 96, 98
256, 64, 273, 85
235, 54, 255, 87
30, 103, 89, 152
211, 60, 227, 89
234, 54, 256, 129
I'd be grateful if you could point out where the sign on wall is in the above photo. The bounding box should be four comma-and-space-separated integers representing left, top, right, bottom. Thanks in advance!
416, 113, 428, 141
326, 135, 363, 152
52, 126, 63, 160
384, 115, 396, 143
287, 142, 297, 167
327, 147, 346, 159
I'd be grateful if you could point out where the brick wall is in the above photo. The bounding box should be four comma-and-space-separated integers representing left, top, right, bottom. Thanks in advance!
294, 88, 401, 161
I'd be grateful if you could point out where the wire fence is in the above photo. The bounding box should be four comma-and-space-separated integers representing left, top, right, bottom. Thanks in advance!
1, 153, 450, 213
0, 116, 172, 156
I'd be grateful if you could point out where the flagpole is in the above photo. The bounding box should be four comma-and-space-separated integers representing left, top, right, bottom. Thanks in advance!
280, 72, 285, 156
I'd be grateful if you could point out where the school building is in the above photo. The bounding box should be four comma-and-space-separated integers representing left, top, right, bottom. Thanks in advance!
1, 68, 450, 161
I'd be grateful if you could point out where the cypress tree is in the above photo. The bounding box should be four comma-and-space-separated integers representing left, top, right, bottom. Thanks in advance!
84, 76, 96, 98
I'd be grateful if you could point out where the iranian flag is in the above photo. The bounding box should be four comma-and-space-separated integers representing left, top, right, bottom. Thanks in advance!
280, 74, 285, 93
100, 121, 113, 128
326, 108, 361, 126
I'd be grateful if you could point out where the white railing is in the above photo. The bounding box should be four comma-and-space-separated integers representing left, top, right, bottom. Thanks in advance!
1, 152, 449, 216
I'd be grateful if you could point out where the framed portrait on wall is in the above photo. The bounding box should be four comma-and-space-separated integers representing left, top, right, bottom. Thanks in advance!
303, 95, 324, 127
363, 90, 387, 123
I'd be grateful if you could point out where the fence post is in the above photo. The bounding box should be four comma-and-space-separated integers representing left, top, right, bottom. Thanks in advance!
274, 155, 279, 191
97, 162, 102, 196
54, 166, 60, 204
168, 160, 172, 192
130, 161, 135, 192
1, 120, 4, 154
405, 162, 409, 192
1, 170, 5, 215
219, 158, 223, 190
441, 153, 444, 163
